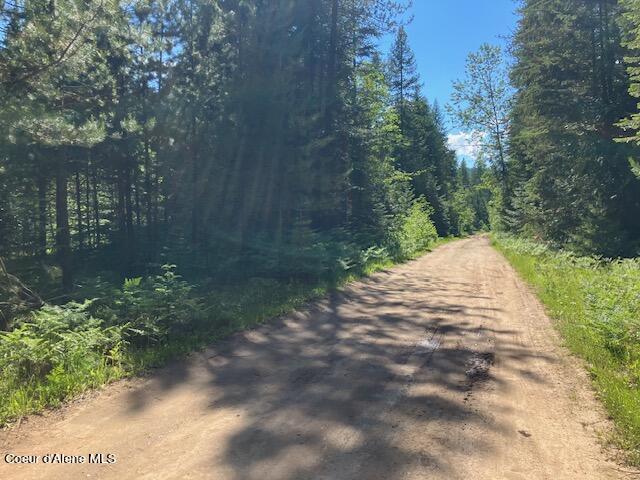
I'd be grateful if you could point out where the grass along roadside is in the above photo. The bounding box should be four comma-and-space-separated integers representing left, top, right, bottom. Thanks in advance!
0, 236, 457, 428
492, 234, 640, 465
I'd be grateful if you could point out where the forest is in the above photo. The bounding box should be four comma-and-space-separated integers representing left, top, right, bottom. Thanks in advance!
0, 0, 489, 300
0, 0, 492, 423
1, 0, 640, 464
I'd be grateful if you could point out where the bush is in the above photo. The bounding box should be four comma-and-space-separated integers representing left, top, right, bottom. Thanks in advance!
494, 235, 640, 369
0, 229, 443, 426
0, 301, 125, 381
0, 265, 203, 425
390, 198, 438, 259
100, 264, 203, 346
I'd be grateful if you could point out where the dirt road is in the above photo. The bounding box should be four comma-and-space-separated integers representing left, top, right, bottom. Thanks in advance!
0, 237, 624, 479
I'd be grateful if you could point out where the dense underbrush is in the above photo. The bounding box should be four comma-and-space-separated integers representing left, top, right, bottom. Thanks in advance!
0, 204, 442, 426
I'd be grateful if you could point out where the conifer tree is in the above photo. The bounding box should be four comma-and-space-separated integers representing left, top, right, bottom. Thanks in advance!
507, 0, 640, 254
618, 0, 640, 179
387, 26, 419, 137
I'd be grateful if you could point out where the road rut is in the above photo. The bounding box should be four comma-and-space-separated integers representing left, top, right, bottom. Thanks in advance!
0, 237, 624, 479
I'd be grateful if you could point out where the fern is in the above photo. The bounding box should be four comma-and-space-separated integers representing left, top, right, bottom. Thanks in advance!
0, 301, 125, 381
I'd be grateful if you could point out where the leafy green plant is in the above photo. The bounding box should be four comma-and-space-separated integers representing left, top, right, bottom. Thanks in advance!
0, 300, 127, 424
389, 198, 438, 259
103, 265, 203, 346
0, 239, 451, 427
0, 301, 124, 380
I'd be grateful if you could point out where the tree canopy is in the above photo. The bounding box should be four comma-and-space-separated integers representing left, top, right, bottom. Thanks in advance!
0, 0, 487, 299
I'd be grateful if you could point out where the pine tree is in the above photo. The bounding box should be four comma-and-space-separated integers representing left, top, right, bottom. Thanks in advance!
387, 26, 419, 137
618, 0, 640, 179
508, 0, 640, 254
0, 0, 475, 296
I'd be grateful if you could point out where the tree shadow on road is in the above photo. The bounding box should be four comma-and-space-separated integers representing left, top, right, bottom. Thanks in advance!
126, 259, 556, 479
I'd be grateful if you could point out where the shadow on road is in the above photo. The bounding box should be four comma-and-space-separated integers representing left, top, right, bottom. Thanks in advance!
126, 251, 555, 480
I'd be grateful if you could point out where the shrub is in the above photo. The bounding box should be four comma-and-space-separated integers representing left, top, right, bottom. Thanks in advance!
494, 233, 640, 461
390, 198, 438, 259
0, 301, 125, 381
101, 265, 203, 346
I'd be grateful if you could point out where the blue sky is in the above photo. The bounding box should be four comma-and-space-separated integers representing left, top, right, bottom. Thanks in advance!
381, 0, 519, 160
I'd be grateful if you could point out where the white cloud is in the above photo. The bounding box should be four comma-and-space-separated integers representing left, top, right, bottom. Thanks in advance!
447, 131, 483, 160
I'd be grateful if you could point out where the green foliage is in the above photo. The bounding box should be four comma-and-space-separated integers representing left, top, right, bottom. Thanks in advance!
494, 234, 640, 463
0, 237, 453, 426
448, 189, 476, 236
104, 265, 203, 346
389, 199, 438, 259
448, 44, 511, 186
0, 0, 487, 427
618, 0, 640, 156
506, 0, 640, 256
0, 301, 127, 423
388, 25, 420, 128
0, 0, 122, 147
630, 158, 640, 179
0, 301, 124, 379
0, 264, 204, 424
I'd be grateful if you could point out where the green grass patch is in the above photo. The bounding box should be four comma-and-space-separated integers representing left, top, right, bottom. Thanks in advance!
492, 233, 640, 464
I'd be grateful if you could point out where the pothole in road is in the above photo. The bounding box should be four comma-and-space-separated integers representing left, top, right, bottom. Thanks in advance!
463, 351, 495, 402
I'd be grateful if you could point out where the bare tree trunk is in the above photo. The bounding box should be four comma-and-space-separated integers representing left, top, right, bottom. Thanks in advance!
124, 163, 135, 269
85, 162, 91, 247
37, 175, 47, 257
324, 0, 339, 130
134, 165, 141, 227
75, 170, 84, 251
144, 138, 154, 250
191, 119, 200, 246
92, 163, 100, 247
55, 162, 72, 293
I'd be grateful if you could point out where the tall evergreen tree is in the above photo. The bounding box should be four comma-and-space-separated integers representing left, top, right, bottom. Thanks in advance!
387, 25, 419, 137
618, 0, 640, 179
0, 0, 477, 294
507, 0, 640, 254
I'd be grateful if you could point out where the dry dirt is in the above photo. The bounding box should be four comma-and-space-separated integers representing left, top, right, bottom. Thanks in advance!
0, 236, 626, 479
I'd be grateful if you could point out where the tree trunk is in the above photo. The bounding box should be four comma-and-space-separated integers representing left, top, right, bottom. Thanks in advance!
37, 175, 47, 257
117, 168, 126, 235
191, 120, 200, 246
144, 138, 154, 249
92, 163, 100, 247
324, 0, 339, 130
134, 165, 141, 228
85, 162, 91, 247
124, 163, 135, 268
75, 170, 84, 251
55, 162, 72, 293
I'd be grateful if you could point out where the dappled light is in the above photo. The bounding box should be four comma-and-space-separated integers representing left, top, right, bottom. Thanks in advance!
1, 0, 639, 477
2, 238, 620, 480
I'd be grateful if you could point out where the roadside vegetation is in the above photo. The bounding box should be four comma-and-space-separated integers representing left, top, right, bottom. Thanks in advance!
493, 234, 640, 464
0, 214, 453, 427
0, 0, 495, 427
